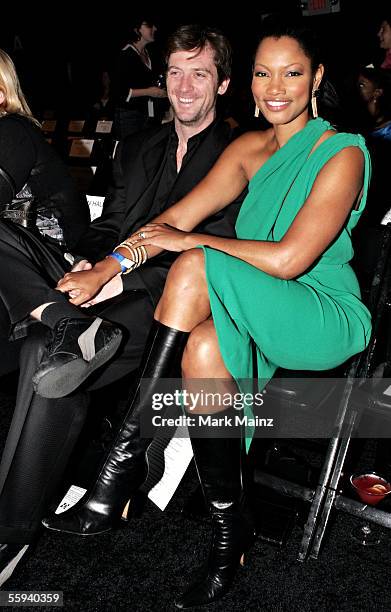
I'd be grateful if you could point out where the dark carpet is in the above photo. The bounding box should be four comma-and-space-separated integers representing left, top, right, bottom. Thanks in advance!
0, 375, 390, 612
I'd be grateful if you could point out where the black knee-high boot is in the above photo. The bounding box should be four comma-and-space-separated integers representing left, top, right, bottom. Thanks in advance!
42, 321, 189, 535
175, 408, 256, 609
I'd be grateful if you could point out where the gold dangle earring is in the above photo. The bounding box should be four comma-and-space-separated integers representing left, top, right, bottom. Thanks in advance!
254, 105, 260, 118
311, 90, 318, 119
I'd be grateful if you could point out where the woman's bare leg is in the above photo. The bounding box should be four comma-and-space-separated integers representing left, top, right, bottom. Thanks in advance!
155, 249, 236, 415
155, 249, 211, 330
182, 319, 237, 415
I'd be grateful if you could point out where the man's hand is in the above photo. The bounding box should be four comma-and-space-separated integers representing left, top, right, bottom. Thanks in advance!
71, 259, 93, 272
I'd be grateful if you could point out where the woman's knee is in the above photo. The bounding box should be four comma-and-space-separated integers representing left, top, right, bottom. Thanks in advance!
165, 249, 206, 293
182, 321, 218, 376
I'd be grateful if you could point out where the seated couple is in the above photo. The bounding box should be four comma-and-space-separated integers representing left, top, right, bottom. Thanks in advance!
0, 18, 372, 609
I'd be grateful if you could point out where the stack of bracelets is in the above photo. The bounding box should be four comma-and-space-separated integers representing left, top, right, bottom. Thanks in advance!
107, 241, 148, 275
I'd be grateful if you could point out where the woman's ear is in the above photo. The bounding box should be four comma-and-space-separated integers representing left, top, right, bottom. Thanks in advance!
313, 64, 325, 91
0, 90, 5, 106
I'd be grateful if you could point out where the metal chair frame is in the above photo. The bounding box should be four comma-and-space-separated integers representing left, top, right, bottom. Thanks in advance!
256, 224, 391, 560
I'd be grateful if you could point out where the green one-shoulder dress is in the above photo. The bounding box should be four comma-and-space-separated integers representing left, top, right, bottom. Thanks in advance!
200, 118, 372, 408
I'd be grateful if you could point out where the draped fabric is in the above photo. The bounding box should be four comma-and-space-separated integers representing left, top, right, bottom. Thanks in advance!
200, 118, 372, 442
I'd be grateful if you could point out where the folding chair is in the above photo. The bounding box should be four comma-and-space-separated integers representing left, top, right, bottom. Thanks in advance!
254, 223, 391, 561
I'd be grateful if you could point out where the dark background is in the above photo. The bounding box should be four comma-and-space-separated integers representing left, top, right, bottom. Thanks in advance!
0, 0, 388, 118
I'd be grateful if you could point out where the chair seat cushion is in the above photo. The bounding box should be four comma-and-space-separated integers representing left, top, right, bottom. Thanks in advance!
264, 366, 344, 408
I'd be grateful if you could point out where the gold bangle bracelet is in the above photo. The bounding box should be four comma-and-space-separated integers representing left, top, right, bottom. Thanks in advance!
113, 244, 149, 275
114, 243, 136, 260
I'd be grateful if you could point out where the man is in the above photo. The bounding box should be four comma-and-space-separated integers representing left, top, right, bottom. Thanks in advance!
0, 24, 244, 585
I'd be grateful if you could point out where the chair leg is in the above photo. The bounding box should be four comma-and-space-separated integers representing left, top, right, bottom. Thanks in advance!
298, 365, 362, 561
297, 435, 340, 561
308, 436, 352, 559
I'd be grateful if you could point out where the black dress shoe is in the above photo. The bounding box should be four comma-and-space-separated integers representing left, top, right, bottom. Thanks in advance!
32, 317, 123, 398
0, 544, 29, 587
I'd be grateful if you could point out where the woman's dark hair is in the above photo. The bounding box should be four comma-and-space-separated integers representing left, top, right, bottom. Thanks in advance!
257, 15, 322, 75
165, 24, 232, 84
256, 15, 341, 126
380, 12, 391, 27
127, 15, 157, 43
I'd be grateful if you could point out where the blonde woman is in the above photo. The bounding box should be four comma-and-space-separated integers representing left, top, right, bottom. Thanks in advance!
0, 48, 92, 584
0, 49, 89, 246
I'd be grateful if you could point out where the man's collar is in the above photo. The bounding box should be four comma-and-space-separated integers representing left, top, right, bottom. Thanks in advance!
170, 117, 220, 145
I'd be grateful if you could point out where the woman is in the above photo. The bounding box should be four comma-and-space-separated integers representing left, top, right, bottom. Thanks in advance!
111, 14, 167, 139
357, 67, 391, 139
0, 49, 90, 252
40, 20, 371, 608
356, 67, 391, 224
0, 48, 95, 586
0, 48, 91, 344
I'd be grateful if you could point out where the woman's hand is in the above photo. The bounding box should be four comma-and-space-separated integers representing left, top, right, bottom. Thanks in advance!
80, 274, 123, 308
56, 269, 109, 306
127, 223, 198, 252
148, 86, 167, 98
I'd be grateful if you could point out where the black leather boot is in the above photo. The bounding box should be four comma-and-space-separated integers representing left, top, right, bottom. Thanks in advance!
175, 409, 256, 609
42, 321, 189, 535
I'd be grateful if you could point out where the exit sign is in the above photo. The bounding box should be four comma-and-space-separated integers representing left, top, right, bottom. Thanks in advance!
301, 0, 341, 15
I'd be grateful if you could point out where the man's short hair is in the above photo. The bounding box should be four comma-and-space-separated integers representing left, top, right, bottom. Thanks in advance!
165, 24, 232, 84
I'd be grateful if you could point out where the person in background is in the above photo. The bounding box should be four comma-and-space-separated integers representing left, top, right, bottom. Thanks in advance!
111, 14, 168, 139
0, 25, 242, 587
356, 66, 391, 225
378, 13, 391, 70
357, 67, 391, 139
0, 49, 89, 248
0, 48, 90, 339
40, 17, 371, 607
0, 46, 92, 582
90, 67, 114, 120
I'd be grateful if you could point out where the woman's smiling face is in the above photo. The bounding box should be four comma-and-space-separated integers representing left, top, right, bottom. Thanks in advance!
252, 35, 323, 127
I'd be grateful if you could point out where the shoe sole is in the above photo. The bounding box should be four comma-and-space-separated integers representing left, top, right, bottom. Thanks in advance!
33, 330, 123, 398
42, 520, 112, 536
0, 545, 29, 587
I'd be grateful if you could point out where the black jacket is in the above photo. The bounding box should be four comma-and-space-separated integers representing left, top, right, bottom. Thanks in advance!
0, 114, 90, 251
78, 119, 244, 305
111, 45, 161, 115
